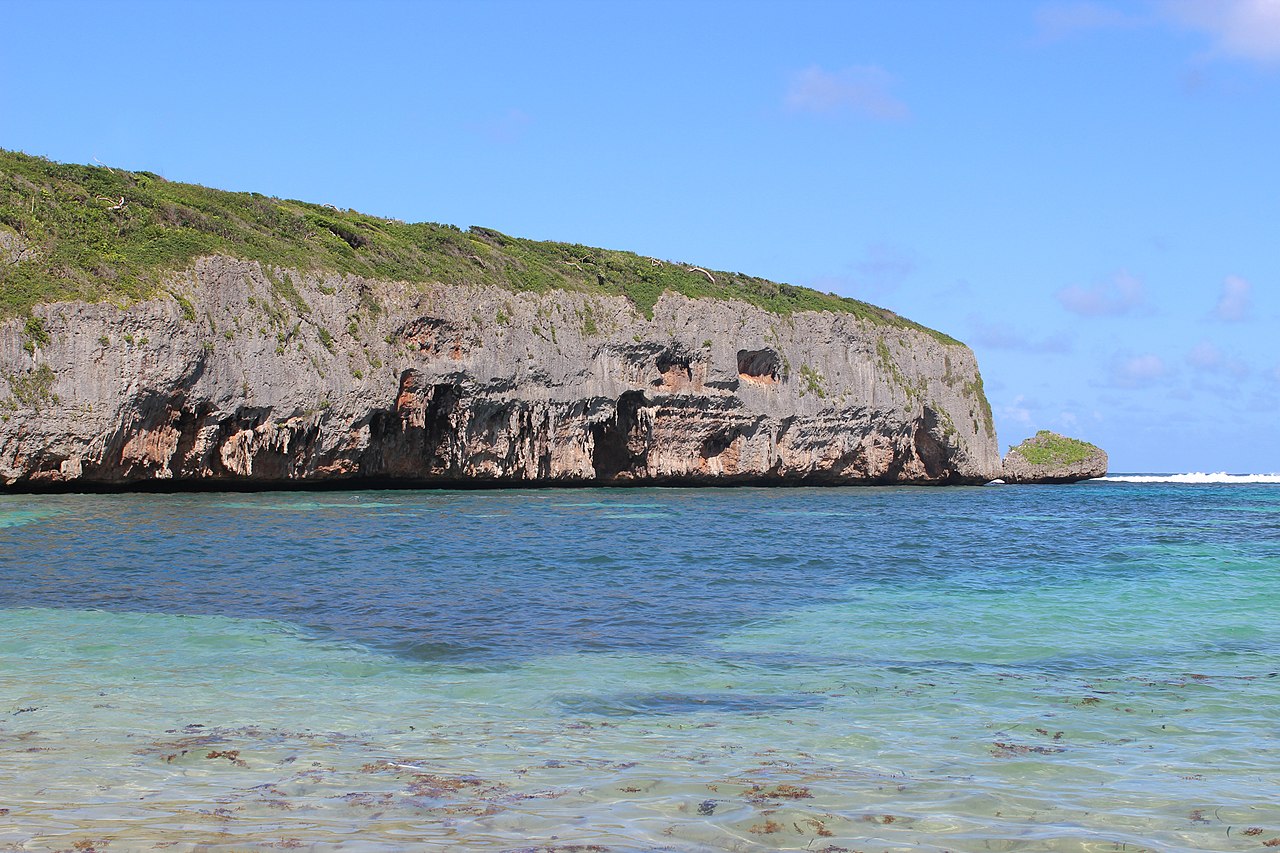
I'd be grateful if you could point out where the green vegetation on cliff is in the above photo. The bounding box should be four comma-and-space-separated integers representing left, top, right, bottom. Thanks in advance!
0, 150, 961, 344
1012, 431, 1101, 466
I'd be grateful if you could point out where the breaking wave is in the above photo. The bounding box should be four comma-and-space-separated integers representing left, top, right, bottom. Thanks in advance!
1102, 472, 1280, 484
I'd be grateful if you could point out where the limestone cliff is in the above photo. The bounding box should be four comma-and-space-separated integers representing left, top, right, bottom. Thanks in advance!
0, 256, 1000, 489
0, 150, 1001, 489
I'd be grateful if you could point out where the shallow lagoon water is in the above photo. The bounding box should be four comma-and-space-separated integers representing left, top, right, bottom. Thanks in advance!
1, 482, 1278, 851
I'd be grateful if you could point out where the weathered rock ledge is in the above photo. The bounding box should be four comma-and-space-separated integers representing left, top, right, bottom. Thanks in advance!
0, 257, 1002, 490
1002, 430, 1107, 484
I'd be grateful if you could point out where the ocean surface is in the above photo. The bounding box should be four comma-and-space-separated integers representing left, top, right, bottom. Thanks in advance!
1, 479, 1277, 851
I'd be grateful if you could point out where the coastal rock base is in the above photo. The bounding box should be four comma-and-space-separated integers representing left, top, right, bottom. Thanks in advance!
0, 258, 1002, 490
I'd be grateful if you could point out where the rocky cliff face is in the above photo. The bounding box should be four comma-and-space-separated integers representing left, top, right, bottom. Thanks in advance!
0, 257, 1000, 489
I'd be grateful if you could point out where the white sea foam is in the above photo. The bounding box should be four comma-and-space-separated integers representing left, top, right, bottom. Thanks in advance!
1101, 472, 1280, 484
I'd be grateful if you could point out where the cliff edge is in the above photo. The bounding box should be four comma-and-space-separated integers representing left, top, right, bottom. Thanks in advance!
0, 152, 1001, 489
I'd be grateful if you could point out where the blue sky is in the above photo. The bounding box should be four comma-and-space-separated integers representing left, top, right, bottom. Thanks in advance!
3, 0, 1277, 472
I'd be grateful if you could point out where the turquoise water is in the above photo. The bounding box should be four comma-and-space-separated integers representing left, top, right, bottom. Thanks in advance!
1, 483, 1278, 851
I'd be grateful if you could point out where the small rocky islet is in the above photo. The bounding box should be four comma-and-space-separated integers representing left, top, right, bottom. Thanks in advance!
0, 150, 1103, 490
1001, 430, 1108, 484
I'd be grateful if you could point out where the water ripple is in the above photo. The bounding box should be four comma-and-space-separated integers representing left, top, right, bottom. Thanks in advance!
1, 483, 1278, 850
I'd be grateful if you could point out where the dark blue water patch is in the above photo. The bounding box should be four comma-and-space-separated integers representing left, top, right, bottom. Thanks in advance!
0, 484, 1275, 664
553, 690, 827, 717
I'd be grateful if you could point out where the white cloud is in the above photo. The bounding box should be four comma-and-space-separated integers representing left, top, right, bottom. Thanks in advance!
855, 243, 915, 291
1111, 352, 1168, 387
1187, 340, 1223, 368
809, 243, 917, 299
1161, 0, 1280, 64
968, 317, 1073, 353
1034, 1, 1280, 68
785, 65, 909, 120
1213, 275, 1252, 321
474, 108, 533, 144
1187, 339, 1250, 376
1035, 2, 1143, 41
1056, 271, 1150, 316
999, 394, 1036, 426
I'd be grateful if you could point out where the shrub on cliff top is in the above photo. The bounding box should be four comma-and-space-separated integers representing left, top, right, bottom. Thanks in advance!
1013, 431, 1101, 466
0, 149, 962, 346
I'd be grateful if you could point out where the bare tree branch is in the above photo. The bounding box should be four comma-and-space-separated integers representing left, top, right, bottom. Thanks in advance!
686, 266, 715, 284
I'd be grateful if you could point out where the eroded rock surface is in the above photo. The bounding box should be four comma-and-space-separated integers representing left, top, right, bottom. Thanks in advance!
1002, 430, 1107, 484
0, 257, 1001, 489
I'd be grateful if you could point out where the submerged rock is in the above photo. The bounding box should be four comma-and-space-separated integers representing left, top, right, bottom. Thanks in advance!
1002, 431, 1107, 484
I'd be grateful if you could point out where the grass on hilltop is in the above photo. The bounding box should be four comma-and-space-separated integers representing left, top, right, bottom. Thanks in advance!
1013, 431, 1101, 466
0, 149, 962, 345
